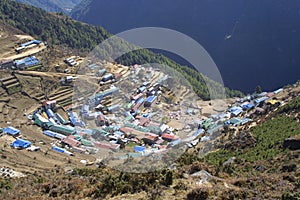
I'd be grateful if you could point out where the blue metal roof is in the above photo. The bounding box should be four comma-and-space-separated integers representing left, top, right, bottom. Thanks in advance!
146, 96, 157, 103
229, 106, 243, 116
20, 40, 41, 47
4, 126, 20, 136
254, 97, 268, 105
192, 129, 205, 137
43, 130, 56, 138
11, 139, 31, 149
134, 146, 146, 153
242, 103, 254, 110
52, 145, 65, 153
46, 109, 55, 118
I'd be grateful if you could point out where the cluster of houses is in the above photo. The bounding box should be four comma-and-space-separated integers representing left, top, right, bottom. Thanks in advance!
0, 39, 43, 70
196, 88, 285, 141
13, 56, 40, 70
0, 56, 40, 70
64, 57, 78, 67
1, 56, 286, 162
0, 126, 39, 151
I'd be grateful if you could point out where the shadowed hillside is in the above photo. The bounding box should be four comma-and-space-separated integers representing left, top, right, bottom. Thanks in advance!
71, 0, 300, 93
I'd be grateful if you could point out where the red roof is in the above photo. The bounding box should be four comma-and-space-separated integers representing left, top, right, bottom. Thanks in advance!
148, 121, 160, 127
139, 117, 151, 126
131, 103, 142, 112
114, 73, 122, 79
131, 93, 143, 100
94, 141, 120, 150
43, 100, 57, 106
62, 136, 81, 147
144, 132, 158, 138
120, 127, 134, 134
162, 133, 178, 141
72, 146, 86, 153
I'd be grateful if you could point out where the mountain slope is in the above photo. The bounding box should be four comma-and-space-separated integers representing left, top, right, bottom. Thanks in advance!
71, 0, 300, 93
0, 0, 243, 100
1, 85, 299, 199
15, 0, 81, 13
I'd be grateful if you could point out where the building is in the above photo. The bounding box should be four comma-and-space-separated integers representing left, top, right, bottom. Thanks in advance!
80, 105, 89, 115
52, 145, 73, 156
102, 73, 113, 82
107, 105, 120, 113
11, 139, 31, 149
120, 127, 134, 135
136, 116, 151, 126
81, 139, 94, 147
131, 98, 144, 112
138, 86, 147, 93
162, 133, 178, 142
0, 59, 14, 69
96, 114, 105, 126
49, 125, 76, 136
33, 114, 49, 127
4, 126, 20, 137
134, 146, 146, 153
144, 96, 157, 107
43, 130, 67, 140
241, 102, 254, 110
88, 63, 100, 70
229, 106, 243, 117
97, 69, 106, 76
43, 100, 56, 109
45, 109, 55, 118
62, 135, 81, 147
254, 97, 268, 105
55, 113, 69, 125
225, 118, 242, 126
20, 40, 41, 47
274, 88, 283, 94
131, 93, 144, 101
14, 56, 39, 69
64, 57, 77, 66
94, 141, 120, 151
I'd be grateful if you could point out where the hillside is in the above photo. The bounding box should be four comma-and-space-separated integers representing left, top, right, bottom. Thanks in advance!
0, 0, 243, 100
0, 82, 299, 199
71, 0, 300, 93
14, 0, 81, 13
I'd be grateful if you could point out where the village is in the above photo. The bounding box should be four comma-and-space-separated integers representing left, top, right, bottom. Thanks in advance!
0, 35, 296, 173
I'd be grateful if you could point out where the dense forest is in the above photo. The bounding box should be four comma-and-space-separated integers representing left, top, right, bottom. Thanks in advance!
0, 0, 243, 100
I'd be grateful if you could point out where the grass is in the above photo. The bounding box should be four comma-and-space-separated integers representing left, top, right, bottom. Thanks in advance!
205, 114, 300, 165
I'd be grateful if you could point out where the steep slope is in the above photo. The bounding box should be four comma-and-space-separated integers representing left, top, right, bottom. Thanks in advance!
71, 0, 300, 93
15, 0, 81, 13
0, 0, 243, 100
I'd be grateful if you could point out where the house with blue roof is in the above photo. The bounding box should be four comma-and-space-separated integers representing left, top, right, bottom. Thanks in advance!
229, 106, 243, 117
4, 126, 20, 136
11, 139, 31, 149
241, 102, 254, 110
134, 146, 146, 153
